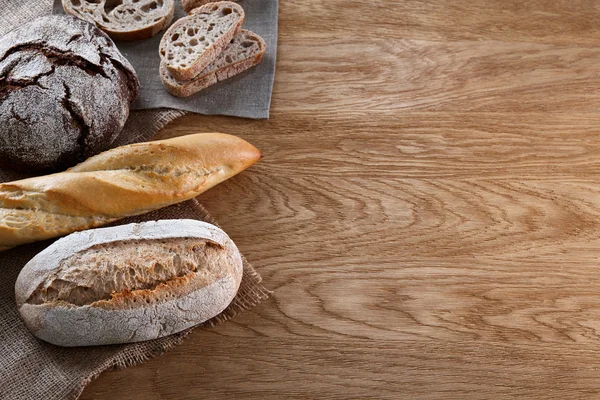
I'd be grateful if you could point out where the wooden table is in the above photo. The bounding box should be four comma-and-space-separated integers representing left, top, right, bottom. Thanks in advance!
82, 1, 600, 398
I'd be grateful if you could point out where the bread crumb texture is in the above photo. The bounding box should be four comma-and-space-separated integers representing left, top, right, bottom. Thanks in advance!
160, 2, 243, 70
64, 0, 173, 34
27, 238, 232, 309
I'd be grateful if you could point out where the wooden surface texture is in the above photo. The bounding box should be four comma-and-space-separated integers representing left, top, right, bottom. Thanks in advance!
82, 0, 600, 398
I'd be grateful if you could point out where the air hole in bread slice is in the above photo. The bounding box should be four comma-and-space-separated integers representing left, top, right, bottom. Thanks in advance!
104, 0, 123, 14
187, 28, 195, 36
171, 33, 179, 41
221, 7, 232, 16
72, 0, 81, 6
141, 1, 159, 12
189, 38, 198, 46
242, 41, 254, 48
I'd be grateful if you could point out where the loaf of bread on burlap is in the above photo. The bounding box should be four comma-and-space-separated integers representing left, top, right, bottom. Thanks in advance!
181, 0, 238, 14
0, 133, 260, 251
62, 0, 175, 40
16, 219, 243, 346
159, 1, 244, 80
161, 29, 266, 97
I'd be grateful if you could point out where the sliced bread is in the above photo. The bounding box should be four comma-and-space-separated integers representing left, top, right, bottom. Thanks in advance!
181, 0, 238, 14
61, 0, 175, 41
159, 1, 244, 81
160, 29, 266, 97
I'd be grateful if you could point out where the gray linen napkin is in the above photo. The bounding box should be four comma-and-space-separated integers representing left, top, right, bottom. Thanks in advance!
53, 0, 278, 119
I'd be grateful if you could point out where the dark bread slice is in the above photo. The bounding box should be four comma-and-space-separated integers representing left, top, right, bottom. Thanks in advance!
160, 29, 265, 97
159, 1, 244, 81
181, 0, 238, 14
62, 0, 175, 41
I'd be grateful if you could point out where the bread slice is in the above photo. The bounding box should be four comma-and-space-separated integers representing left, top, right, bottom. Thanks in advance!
160, 29, 265, 97
62, 0, 175, 41
181, 0, 238, 14
159, 1, 244, 81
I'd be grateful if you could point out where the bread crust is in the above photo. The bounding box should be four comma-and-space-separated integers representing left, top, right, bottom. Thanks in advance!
181, 0, 239, 14
16, 219, 243, 346
62, 0, 175, 41
0, 15, 140, 172
0, 133, 261, 250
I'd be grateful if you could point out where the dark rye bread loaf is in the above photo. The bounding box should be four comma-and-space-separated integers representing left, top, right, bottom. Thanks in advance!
0, 15, 140, 172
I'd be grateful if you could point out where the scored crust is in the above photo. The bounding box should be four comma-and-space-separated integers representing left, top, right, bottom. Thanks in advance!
161, 29, 266, 97
62, 0, 175, 41
15, 219, 244, 346
159, 1, 244, 81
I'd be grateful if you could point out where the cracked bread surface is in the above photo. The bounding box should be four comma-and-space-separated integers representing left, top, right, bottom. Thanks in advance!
161, 29, 265, 97
62, 0, 175, 41
159, 1, 244, 81
15, 219, 243, 346
0, 15, 139, 172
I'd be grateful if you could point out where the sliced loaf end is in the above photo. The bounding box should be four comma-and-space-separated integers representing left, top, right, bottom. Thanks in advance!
62, 0, 175, 41
161, 29, 266, 97
159, 1, 244, 81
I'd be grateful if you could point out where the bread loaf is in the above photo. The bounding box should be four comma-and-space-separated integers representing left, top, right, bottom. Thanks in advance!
161, 29, 266, 97
0, 15, 140, 172
159, 1, 244, 81
0, 133, 260, 251
15, 219, 243, 346
62, 0, 175, 41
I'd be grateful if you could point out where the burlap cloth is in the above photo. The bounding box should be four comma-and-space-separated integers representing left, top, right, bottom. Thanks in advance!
0, 3, 270, 399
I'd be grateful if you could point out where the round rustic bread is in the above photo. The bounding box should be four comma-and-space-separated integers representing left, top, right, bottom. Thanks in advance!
0, 15, 140, 172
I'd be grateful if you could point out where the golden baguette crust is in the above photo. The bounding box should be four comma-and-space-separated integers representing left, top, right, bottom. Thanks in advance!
0, 133, 260, 250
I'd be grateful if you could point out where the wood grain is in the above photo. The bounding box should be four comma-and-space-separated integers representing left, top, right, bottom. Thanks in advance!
82, 0, 600, 398
81, 337, 600, 399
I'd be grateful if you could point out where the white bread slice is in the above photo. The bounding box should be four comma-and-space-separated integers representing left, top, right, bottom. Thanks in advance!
61, 0, 175, 41
159, 1, 244, 81
160, 30, 266, 97
181, 0, 238, 14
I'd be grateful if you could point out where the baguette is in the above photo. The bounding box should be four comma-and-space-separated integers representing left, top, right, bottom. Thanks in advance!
62, 0, 175, 41
161, 29, 266, 97
159, 1, 244, 81
16, 219, 243, 346
182, 0, 238, 14
0, 133, 260, 251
